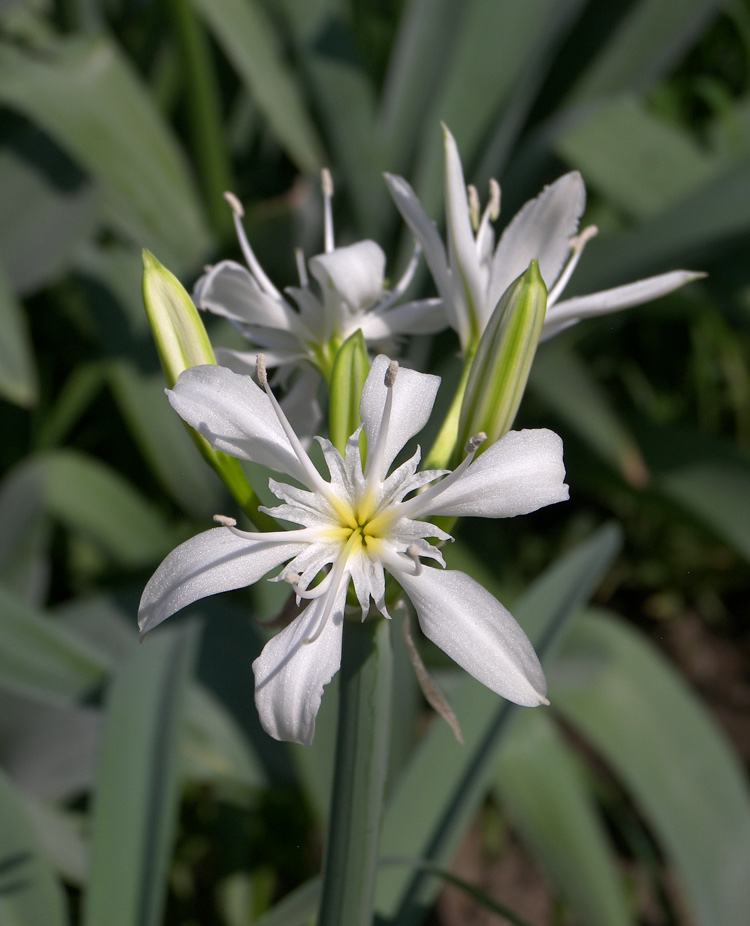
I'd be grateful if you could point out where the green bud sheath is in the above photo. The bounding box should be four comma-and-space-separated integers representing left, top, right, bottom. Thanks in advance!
457, 259, 547, 457
142, 250, 272, 528
329, 329, 371, 454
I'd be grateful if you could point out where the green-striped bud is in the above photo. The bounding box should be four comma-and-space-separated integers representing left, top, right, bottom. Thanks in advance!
142, 249, 216, 387
329, 329, 371, 453
457, 259, 547, 456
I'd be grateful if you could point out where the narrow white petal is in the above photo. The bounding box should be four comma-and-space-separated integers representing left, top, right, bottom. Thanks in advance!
252, 583, 347, 744
194, 260, 298, 330
542, 270, 705, 340
168, 365, 309, 484
309, 241, 386, 313
384, 173, 452, 302
443, 126, 486, 330
397, 568, 547, 706
360, 355, 441, 475
489, 173, 585, 309
415, 429, 568, 519
138, 528, 306, 635
357, 298, 448, 340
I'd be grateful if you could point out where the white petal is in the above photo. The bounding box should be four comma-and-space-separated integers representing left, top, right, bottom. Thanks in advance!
397, 568, 547, 706
414, 429, 568, 519
542, 270, 705, 340
443, 126, 486, 331
138, 528, 306, 635
357, 298, 448, 340
309, 241, 386, 312
360, 355, 441, 475
489, 173, 585, 309
384, 173, 452, 303
168, 365, 309, 484
194, 260, 298, 330
252, 583, 347, 744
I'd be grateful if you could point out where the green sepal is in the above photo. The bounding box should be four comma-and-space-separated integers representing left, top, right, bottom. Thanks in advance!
142, 250, 273, 529
329, 329, 371, 454
457, 259, 547, 457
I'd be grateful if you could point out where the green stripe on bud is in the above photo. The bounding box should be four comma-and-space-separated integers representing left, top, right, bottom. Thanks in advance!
329, 329, 371, 454
457, 259, 547, 456
142, 250, 217, 386
142, 250, 273, 529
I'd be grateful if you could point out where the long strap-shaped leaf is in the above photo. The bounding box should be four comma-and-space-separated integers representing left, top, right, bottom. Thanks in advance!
84, 621, 199, 926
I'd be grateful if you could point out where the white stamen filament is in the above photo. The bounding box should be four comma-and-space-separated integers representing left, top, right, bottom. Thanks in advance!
322, 169, 335, 254
548, 225, 599, 306
396, 432, 486, 519
373, 242, 423, 314
364, 362, 398, 488
302, 531, 358, 644
406, 544, 423, 576
223, 192, 284, 300
213, 514, 322, 545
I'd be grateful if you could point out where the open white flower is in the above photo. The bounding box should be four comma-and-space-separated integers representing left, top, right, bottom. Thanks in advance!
385, 125, 703, 351
193, 176, 446, 384
139, 355, 568, 744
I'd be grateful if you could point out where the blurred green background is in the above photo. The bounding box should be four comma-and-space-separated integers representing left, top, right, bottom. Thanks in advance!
2, 1, 750, 924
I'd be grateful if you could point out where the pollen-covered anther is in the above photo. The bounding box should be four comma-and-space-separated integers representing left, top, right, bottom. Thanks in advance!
488, 178, 501, 221
384, 360, 399, 388
223, 190, 244, 217
465, 431, 487, 455
321, 168, 334, 197
571, 224, 599, 252
467, 184, 480, 230
256, 354, 268, 388
213, 514, 238, 527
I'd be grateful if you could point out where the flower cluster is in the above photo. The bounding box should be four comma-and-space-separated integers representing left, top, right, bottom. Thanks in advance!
140, 125, 701, 744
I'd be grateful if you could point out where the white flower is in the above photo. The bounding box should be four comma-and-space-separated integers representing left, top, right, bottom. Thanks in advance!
193, 177, 446, 384
138, 355, 569, 745
385, 125, 703, 351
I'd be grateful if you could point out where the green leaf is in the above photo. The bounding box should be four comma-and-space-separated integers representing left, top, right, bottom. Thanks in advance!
0, 584, 107, 704
328, 330, 370, 454
375, 523, 622, 923
0, 259, 37, 408
0, 449, 176, 570
192, 0, 325, 173
529, 340, 650, 487
0, 36, 211, 271
555, 96, 719, 220
496, 710, 634, 926
554, 609, 750, 926
0, 769, 67, 926
84, 621, 200, 926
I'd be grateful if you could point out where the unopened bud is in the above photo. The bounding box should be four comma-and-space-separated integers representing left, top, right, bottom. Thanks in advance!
457, 260, 547, 453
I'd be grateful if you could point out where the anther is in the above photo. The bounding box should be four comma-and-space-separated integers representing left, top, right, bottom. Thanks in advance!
406, 544, 423, 576
223, 191, 244, 217
256, 354, 268, 388
384, 360, 399, 388
488, 178, 500, 221
214, 514, 238, 527
321, 168, 334, 197
294, 247, 308, 288
571, 224, 598, 251
467, 184, 480, 231
465, 432, 487, 455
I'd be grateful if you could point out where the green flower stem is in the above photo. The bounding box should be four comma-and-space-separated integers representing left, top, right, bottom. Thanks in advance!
167, 0, 235, 236
318, 615, 393, 926
423, 346, 477, 471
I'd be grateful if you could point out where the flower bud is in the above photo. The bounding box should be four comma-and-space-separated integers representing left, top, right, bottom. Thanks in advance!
142, 249, 216, 387
457, 259, 547, 454
328, 329, 371, 453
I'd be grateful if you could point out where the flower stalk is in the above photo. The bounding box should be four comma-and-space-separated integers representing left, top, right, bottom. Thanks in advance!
318, 615, 392, 926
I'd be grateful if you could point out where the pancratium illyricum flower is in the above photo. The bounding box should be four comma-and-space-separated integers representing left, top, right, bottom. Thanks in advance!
139, 355, 569, 745
193, 172, 446, 385
385, 124, 703, 352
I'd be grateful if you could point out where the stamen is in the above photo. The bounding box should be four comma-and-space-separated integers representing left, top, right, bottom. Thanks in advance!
476, 181, 500, 256
363, 361, 397, 486
256, 353, 268, 388
548, 224, 598, 307
302, 531, 357, 644
467, 184, 480, 231
213, 515, 321, 544
396, 431, 486, 520
213, 514, 237, 527
372, 242, 422, 314
294, 247, 309, 288
321, 168, 335, 253
223, 191, 284, 300
406, 544, 423, 576
488, 178, 501, 221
